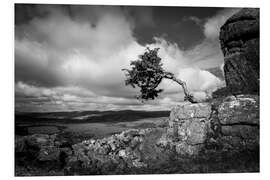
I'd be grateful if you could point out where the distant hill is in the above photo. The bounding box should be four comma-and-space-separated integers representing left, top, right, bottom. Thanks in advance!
15, 110, 170, 124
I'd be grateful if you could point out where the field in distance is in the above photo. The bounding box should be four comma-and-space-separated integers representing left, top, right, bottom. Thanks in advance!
15, 110, 170, 143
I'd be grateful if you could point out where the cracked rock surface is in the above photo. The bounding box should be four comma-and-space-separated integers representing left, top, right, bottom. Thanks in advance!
219, 8, 259, 94
157, 103, 212, 156
212, 95, 259, 151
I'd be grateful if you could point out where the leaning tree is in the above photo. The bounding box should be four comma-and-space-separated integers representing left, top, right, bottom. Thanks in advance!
122, 47, 197, 103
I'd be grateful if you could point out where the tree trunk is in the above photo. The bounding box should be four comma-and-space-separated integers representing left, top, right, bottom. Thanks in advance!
164, 72, 197, 103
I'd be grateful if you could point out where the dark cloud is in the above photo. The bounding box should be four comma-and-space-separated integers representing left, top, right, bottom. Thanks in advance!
15, 4, 239, 112
133, 6, 224, 48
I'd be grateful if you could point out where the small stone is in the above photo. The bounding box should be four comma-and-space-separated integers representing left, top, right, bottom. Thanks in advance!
118, 149, 127, 158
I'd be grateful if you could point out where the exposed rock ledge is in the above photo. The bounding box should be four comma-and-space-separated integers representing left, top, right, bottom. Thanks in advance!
157, 103, 212, 156
15, 94, 259, 175
158, 94, 259, 157
219, 8, 259, 94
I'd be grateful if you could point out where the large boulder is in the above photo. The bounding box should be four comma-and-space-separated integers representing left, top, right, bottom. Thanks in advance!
158, 94, 259, 156
215, 95, 259, 151
157, 103, 212, 156
218, 95, 259, 125
219, 8, 259, 94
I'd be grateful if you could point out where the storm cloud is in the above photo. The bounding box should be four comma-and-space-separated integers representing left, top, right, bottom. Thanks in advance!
15, 4, 238, 112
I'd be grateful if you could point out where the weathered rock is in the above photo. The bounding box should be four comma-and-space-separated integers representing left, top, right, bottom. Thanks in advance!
211, 94, 259, 151
158, 103, 212, 156
219, 8, 259, 94
215, 135, 259, 152
118, 149, 127, 158
175, 142, 203, 155
218, 95, 259, 125
65, 128, 155, 174
15, 95, 260, 175
159, 94, 259, 156
170, 103, 212, 120
132, 159, 147, 168
185, 119, 210, 145
37, 146, 61, 161
221, 125, 259, 139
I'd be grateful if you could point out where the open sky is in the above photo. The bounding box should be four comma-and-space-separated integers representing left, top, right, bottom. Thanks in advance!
15, 4, 240, 112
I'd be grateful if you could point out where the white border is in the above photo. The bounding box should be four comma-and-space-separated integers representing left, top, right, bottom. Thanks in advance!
1, 0, 270, 180
11, 0, 262, 7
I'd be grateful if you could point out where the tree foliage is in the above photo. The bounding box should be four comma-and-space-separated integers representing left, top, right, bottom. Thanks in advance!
122, 47, 197, 103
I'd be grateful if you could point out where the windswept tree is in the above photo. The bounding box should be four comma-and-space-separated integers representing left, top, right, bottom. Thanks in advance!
122, 47, 197, 103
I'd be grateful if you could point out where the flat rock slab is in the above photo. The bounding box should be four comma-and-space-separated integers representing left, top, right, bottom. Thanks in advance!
170, 103, 212, 120
159, 102, 212, 156
218, 95, 259, 125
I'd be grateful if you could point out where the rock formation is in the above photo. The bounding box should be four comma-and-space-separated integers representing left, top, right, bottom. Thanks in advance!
15, 95, 259, 175
16, 128, 171, 175
213, 95, 259, 151
219, 8, 259, 94
65, 128, 152, 175
157, 103, 212, 156
157, 95, 259, 156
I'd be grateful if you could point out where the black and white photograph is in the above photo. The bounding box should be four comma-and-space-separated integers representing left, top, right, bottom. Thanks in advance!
14, 2, 260, 176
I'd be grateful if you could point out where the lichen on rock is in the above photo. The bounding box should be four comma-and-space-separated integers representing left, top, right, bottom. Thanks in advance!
157, 103, 212, 156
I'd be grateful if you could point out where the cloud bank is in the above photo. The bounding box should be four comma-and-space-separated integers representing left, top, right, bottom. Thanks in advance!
15, 5, 237, 112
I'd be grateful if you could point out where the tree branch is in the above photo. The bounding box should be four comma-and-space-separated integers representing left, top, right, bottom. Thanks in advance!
163, 71, 197, 103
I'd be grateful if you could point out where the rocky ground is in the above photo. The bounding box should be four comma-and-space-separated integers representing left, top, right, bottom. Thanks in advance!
15, 94, 259, 176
